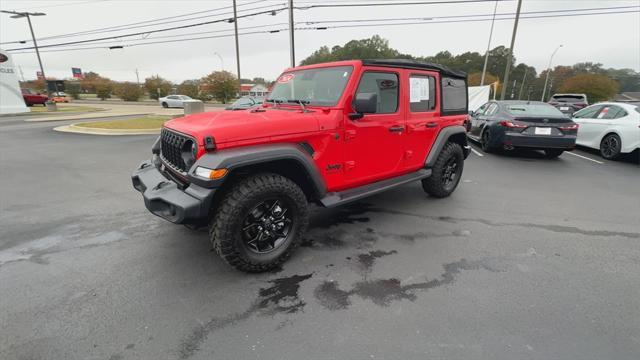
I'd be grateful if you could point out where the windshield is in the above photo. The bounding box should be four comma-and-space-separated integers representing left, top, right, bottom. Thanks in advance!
551, 95, 585, 103
505, 103, 565, 117
268, 65, 353, 106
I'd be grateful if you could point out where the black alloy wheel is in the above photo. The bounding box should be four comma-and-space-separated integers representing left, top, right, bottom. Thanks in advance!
441, 157, 459, 189
241, 199, 293, 254
600, 134, 621, 160
481, 129, 492, 152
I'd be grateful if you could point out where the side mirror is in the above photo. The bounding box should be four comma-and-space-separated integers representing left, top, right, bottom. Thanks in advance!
349, 92, 377, 120
468, 110, 475, 117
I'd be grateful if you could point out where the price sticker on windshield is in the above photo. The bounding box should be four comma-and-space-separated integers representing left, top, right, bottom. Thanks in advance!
277, 74, 295, 83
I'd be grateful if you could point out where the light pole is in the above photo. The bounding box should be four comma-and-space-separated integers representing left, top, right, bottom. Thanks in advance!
541, 44, 563, 102
214, 52, 224, 71
232, 0, 241, 95
500, 0, 522, 100
1, 10, 46, 83
480, 0, 498, 86
288, 0, 295, 67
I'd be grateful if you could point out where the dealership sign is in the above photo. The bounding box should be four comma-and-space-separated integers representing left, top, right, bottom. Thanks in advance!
72, 67, 83, 79
0, 48, 29, 114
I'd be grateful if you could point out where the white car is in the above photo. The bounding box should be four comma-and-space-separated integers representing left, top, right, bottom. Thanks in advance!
572, 102, 640, 159
159, 95, 192, 108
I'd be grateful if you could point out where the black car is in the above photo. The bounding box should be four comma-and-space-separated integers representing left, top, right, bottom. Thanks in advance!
467, 100, 579, 158
225, 96, 265, 110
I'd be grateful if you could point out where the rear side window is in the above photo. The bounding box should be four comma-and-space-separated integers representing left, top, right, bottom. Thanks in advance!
505, 103, 564, 117
573, 105, 603, 119
409, 74, 436, 112
441, 77, 467, 115
355, 72, 399, 114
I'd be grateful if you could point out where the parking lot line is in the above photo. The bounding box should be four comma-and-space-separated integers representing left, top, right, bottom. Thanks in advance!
566, 151, 604, 164
470, 147, 484, 157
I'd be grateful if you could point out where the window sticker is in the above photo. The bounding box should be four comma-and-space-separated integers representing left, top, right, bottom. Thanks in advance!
419, 78, 430, 101
410, 77, 422, 103
597, 107, 609, 119
277, 73, 295, 83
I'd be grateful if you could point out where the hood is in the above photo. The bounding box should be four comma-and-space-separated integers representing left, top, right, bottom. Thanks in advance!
164, 108, 320, 145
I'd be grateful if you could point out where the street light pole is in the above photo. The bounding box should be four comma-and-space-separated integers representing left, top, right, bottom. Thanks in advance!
500, 0, 522, 100
480, 0, 498, 86
288, 0, 295, 67
541, 44, 563, 102
232, 0, 241, 94
1, 10, 47, 81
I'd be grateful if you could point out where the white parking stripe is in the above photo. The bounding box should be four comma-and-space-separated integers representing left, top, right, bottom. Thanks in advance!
470, 147, 484, 157
566, 151, 604, 164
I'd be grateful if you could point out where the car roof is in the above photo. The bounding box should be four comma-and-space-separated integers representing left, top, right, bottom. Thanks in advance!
590, 102, 639, 110
287, 59, 466, 79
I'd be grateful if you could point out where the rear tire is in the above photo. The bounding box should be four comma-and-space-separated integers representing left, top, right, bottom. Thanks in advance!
544, 149, 564, 158
422, 142, 464, 198
600, 133, 621, 160
481, 129, 493, 153
209, 173, 309, 272
162, 102, 168, 108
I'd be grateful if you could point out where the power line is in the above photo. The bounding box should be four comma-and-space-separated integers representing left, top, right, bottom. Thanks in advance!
294, 0, 511, 9
9, 8, 638, 55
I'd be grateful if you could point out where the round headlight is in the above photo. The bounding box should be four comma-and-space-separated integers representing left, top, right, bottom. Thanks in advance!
181, 139, 197, 168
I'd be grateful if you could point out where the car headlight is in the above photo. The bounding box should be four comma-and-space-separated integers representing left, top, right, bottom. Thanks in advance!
180, 139, 197, 169
194, 166, 228, 180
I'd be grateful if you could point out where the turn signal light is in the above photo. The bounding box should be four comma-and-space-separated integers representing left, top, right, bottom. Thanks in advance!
195, 166, 228, 180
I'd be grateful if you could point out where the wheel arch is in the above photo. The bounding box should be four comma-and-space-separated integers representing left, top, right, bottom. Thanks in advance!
425, 125, 470, 168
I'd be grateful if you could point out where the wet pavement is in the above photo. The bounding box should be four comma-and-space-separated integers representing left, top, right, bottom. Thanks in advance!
1, 115, 639, 360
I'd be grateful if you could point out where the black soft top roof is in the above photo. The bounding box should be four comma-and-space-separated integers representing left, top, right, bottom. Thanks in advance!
362, 59, 467, 79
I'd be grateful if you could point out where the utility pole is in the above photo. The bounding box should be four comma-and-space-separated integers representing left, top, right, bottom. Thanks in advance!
541, 44, 563, 101
288, 0, 295, 67
510, 79, 516, 99
232, 0, 241, 94
135, 68, 140, 86
480, 0, 498, 86
518, 67, 528, 99
1, 10, 47, 87
500, 0, 522, 100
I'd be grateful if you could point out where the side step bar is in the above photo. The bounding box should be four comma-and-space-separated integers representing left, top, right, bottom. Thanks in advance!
319, 169, 431, 208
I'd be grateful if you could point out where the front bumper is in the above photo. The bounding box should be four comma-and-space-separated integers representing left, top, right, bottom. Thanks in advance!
131, 159, 216, 224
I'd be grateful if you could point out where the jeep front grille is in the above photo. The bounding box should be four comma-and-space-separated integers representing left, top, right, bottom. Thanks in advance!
160, 128, 192, 172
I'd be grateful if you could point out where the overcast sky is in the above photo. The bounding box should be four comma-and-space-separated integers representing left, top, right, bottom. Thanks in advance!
1, 0, 639, 83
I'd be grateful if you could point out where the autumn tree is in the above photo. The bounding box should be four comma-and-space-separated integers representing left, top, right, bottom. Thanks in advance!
559, 74, 619, 103
177, 79, 202, 99
95, 79, 114, 100
200, 71, 238, 103
144, 75, 173, 100
114, 82, 143, 101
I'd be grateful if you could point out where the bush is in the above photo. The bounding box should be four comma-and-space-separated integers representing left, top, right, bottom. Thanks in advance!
66, 82, 81, 100
115, 82, 144, 101
95, 80, 113, 100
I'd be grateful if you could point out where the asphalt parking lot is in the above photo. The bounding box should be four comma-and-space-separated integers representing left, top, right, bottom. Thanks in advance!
1, 115, 639, 360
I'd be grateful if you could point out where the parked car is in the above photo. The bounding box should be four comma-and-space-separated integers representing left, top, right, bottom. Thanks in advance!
21, 88, 48, 106
158, 95, 193, 108
548, 93, 588, 115
467, 100, 578, 157
571, 102, 640, 160
225, 96, 265, 110
132, 59, 471, 272
50, 95, 71, 103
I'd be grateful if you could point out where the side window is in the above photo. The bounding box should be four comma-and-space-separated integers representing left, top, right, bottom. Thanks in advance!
475, 102, 490, 115
573, 105, 602, 119
485, 103, 499, 116
441, 77, 468, 115
602, 105, 627, 119
355, 72, 399, 114
409, 74, 436, 112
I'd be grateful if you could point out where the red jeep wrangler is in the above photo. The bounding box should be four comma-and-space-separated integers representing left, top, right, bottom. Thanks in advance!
132, 59, 470, 272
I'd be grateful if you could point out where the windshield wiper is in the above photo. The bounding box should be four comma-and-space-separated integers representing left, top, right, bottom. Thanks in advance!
286, 99, 310, 112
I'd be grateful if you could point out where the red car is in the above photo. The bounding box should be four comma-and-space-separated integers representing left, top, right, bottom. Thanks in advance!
132, 59, 471, 272
21, 88, 48, 106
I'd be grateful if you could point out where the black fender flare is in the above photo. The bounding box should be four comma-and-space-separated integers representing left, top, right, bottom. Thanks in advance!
186, 143, 327, 198
424, 125, 470, 168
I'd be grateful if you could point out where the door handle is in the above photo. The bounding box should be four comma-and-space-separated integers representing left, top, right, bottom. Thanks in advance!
426, 122, 438, 128
388, 125, 405, 133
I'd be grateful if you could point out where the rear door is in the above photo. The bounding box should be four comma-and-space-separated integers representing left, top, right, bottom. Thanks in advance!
343, 68, 405, 187
404, 71, 439, 170
572, 105, 605, 147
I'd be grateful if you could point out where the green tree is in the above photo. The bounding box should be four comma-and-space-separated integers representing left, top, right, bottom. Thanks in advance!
299, 35, 409, 65
144, 75, 173, 100
605, 68, 640, 92
95, 79, 113, 100
177, 79, 201, 99
80, 71, 108, 93
559, 74, 619, 103
66, 81, 81, 99
200, 71, 238, 104
114, 82, 143, 101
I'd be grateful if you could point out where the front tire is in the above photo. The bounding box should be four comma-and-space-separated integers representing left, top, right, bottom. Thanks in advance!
600, 133, 621, 160
161, 102, 168, 108
209, 173, 309, 272
422, 142, 464, 198
544, 149, 564, 158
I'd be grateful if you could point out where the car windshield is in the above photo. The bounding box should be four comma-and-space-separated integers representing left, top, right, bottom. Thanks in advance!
551, 95, 585, 103
268, 65, 353, 106
505, 103, 565, 117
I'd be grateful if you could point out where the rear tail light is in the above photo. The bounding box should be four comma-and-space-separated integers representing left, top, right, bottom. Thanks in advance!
499, 120, 527, 128
559, 124, 579, 130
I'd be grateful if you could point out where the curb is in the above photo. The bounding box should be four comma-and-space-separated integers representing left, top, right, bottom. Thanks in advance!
54, 123, 161, 136
25, 112, 151, 122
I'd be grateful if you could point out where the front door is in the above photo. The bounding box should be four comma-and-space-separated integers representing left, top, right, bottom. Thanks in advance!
343, 69, 405, 188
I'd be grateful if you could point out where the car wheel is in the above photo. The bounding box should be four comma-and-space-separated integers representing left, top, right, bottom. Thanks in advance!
161, 102, 168, 108
422, 142, 464, 198
544, 149, 564, 158
600, 133, 621, 160
481, 129, 493, 153
209, 173, 308, 272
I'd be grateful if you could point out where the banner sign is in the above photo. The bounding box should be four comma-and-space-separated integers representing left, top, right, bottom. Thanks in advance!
71, 67, 83, 79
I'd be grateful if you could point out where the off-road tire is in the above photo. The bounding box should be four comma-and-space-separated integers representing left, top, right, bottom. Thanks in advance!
544, 149, 564, 158
162, 102, 168, 108
422, 142, 464, 198
209, 173, 309, 272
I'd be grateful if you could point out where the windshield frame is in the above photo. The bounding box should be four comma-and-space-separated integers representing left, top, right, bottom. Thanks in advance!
267, 65, 354, 108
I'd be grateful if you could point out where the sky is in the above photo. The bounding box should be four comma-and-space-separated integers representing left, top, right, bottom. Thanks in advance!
1, 0, 639, 83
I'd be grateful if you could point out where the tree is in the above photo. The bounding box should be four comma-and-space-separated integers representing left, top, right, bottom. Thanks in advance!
66, 81, 81, 99
95, 79, 113, 100
177, 79, 201, 99
114, 82, 143, 101
299, 35, 409, 65
559, 74, 619, 103
201, 71, 238, 103
252, 77, 267, 85
144, 75, 172, 100
80, 71, 107, 93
